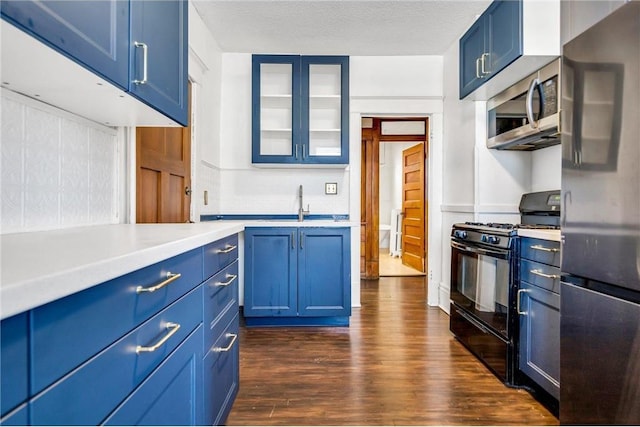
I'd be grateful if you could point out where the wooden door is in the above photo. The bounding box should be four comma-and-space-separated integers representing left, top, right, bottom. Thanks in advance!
360, 124, 379, 279
136, 85, 191, 223
401, 143, 425, 272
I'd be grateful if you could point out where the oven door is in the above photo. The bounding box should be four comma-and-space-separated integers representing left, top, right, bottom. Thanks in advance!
450, 240, 511, 337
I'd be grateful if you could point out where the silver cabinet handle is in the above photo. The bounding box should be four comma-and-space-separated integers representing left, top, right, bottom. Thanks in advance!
295, 144, 299, 159
215, 274, 237, 287
136, 272, 181, 294
480, 52, 490, 75
302, 144, 306, 159
133, 41, 148, 85
517, 289, 527, 315
530, 269, 560, 280
476, 57, 482, 79
213, 333, 238, 353
291, 231, 296, 249
216, 245, 237, 254
300, 231, 304, 249
136, 322, 180, 354
530, 244, 559, 253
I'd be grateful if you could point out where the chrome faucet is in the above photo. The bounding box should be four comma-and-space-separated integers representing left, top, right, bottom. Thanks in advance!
298, 185, 310, 222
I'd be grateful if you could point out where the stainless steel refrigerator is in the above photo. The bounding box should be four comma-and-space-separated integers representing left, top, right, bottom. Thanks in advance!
561, 2, 640, 424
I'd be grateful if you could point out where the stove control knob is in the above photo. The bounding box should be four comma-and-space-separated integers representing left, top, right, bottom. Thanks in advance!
454, 230, 467, 239
488, 236, 500, 244
481, 234, 488, 243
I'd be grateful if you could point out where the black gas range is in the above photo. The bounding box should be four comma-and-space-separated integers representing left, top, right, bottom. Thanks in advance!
449, 190, 560, 385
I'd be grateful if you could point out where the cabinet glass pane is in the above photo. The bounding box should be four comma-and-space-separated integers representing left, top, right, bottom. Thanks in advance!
309, 64, 341, 157
260, 64, 293, 156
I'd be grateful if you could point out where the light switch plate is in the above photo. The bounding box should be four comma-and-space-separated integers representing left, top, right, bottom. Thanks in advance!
325, 182, 338, 195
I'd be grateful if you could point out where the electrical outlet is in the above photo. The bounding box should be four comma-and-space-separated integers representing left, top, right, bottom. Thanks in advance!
325, 182, 338, 195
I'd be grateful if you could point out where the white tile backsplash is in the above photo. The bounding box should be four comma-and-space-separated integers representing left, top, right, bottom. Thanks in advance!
1, 90, 119, 234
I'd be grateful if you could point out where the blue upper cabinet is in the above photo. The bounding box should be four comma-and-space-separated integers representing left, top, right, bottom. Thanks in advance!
0, 0, 188, 126
459, 0, 523, 99
0, 1, 129, 90
252, 55, 349, 165
129, 0, 188, 126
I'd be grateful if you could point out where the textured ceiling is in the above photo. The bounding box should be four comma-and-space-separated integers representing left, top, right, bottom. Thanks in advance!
192, 0, 493, 56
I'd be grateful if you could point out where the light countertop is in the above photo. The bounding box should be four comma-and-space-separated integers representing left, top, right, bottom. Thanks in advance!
230, 219, 358, 228
1, 223, 243, 320
517, 228, 562, 242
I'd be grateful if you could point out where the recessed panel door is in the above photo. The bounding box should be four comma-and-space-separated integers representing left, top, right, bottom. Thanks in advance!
401, 143, 425, 272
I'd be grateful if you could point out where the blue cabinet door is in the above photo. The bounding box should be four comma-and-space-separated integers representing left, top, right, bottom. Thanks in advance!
0, 0, 130, 90
298, 228, 351, 317
519, 281, 560, 399
252, 55, 302, 164
459, 17, 486, 99
129, 0, 188, 126
459, 0, 523, 99
300, 56, 349, 165
0, 313, 28, 417
485, 0, 522, 77
244, 227, 298, 316
103, 325, 203, 426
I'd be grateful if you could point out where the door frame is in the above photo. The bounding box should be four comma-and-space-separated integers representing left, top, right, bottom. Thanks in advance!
360, 117, 428, 279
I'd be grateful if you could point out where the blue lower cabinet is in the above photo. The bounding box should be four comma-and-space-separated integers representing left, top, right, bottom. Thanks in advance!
103, 325, 204, 426
30, 286, 203, 425
203, 314, 239, 426
30, 248, 203, 396
1, 313, 28, 417
244, 227, 351, 326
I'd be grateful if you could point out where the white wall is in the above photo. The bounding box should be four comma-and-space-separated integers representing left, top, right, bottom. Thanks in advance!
189, 1, 224, 218
1, 89, 121, 234
216, 54, 350, 217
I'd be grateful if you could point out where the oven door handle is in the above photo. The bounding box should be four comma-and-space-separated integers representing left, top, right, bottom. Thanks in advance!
451, 241, 509, 258
455, 309, 490, 334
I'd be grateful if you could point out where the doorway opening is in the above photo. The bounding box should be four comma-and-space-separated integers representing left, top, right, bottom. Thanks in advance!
360, 117, 428, 280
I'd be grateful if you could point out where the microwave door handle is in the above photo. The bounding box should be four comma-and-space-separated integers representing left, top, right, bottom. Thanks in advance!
526, 78, 540, 129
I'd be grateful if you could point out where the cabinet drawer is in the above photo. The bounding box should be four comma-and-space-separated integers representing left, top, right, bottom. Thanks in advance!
203, 314, 239, 426
103, 325, 203, 426
520, 237, 561, 267
204, 234, 238, 279
204, 261, 239, 353
1, 313, 28, 417
520, 259, 560, 293
30, 286, 203, 426
31, 248, 203, 395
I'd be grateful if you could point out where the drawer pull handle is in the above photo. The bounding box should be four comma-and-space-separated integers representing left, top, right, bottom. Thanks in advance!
530, 269, 560, 280
136, 322, 181, 354
216, 245, 237, 254
215, 274, 237, 287
213, 333, 238, 353
530, 244, 559, 253
517, 289, 527, 315
136, 272, 181, 294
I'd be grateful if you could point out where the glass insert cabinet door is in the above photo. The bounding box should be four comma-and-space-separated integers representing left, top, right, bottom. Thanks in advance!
252, 55, 349, 165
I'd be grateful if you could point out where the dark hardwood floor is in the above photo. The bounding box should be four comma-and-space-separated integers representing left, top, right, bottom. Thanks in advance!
226, 277, 558, 426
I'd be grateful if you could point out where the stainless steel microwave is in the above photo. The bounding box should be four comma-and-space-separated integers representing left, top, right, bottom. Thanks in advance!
486, 59, 561, 151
